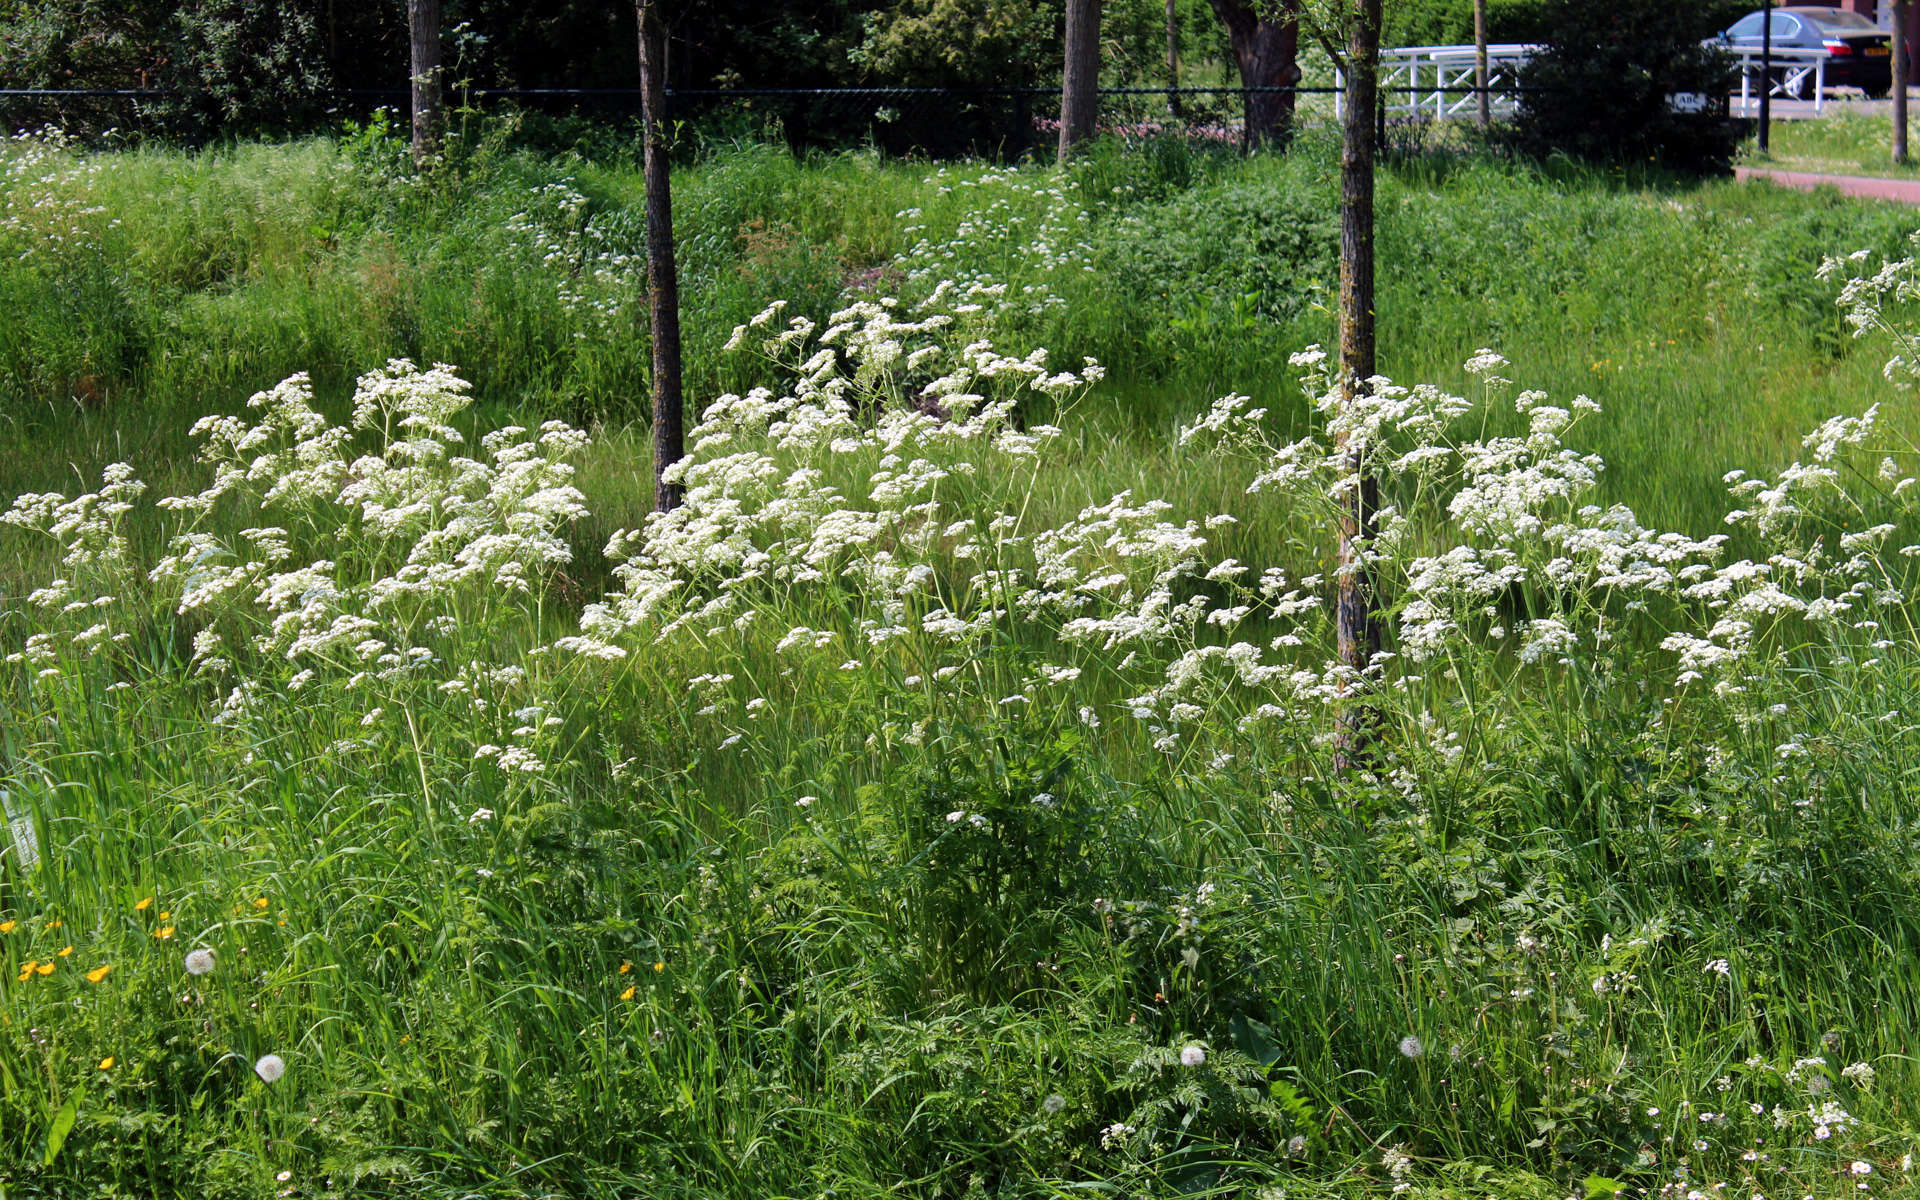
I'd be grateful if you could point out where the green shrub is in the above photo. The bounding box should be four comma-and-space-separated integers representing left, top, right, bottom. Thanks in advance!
1384, 0, 1550, 47
1103, 175, 1338, 325
1505, 0, 1743, 173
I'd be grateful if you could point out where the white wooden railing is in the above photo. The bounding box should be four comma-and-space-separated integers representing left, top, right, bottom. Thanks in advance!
1336, 44, 1535, 119
1336, 42, 1835, 121
1725, 45, 1830, 114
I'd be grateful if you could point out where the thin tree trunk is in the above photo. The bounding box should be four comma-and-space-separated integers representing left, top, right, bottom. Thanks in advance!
1334, 0, 1383, 770
1206, 0, 1301, 148
408, 0, 442, 168
1759, 0, 1772, 155
1059, 0, 1103, 161
1895, 0, 1909, 165
1473, 0, 1489, 126
1166, 0, 1182, 117
638, 0, 684, 513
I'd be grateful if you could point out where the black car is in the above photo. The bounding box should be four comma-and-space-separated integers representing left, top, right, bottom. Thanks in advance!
1717, 6, 1899, 98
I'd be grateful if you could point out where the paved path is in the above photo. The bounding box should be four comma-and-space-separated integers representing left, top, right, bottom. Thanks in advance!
1730, 90, 1909, 119
1735, 165, 1920, 205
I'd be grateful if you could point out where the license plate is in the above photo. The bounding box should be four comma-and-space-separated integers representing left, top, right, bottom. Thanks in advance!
1866, 46, 1891, 56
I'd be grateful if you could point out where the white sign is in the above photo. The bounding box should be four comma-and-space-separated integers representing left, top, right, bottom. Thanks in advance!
1668, 92, 1709, 113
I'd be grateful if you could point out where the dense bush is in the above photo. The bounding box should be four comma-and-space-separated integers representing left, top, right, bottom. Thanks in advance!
1505, 0, 1743, 173
0, 0, 332, 138
1105, 175, 1338, 323
1384, 0, 1549, 47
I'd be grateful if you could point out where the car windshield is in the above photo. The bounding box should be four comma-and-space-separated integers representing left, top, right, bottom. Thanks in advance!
1789, 8, 1881, 31
1726, 12, 1803, 37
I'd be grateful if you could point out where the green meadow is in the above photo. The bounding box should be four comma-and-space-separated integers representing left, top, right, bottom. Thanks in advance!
3, 117, 1920, 1197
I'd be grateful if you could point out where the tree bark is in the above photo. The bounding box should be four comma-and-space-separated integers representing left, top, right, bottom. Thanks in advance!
1474, 0, 1489, 126
638, 0, 685, 513
1059, 0, 1103, 161
1206, 0, 1302, 148
408, 0, 442, 168
1334, 0, 1383, 770
1895, 0, 1909, 165
1166, 0, 1182, 117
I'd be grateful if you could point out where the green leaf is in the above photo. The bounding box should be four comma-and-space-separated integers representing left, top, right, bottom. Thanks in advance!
1584, 1175, 1628, 1199
1229, 1012, 1283, 1068
43, 1085, 83, 1167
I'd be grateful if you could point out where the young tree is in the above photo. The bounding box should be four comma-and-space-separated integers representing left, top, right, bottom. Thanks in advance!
636, 0, 685, 512
408, 0, 442, 167
1333, 0, 1384, 766
1474, 0, 1489, 125
1059, 0, 1103, 160
1205, 0, 1302, 147
1290, 0, 1385, 766
1166, 0, 1182, 115
1895, 0, 1910, 165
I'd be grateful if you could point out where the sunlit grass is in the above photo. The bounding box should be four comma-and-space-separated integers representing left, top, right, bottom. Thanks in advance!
1743, 103, 1920, 177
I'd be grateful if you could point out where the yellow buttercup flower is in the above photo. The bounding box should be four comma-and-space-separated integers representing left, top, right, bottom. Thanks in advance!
16, 962, 33, 982
34, 961, 54, 976
0, 921, 15, 934
97, 1056, 113, 1070
44, 920, 61, 930
619, 984, 636, 1001
134, 897, 152, 912
56, 945, 72, 958
85, 964, 111, 983
253, 898, 269, 910
653, 961, 665, 972
157, 911, 170, 921
619, 961, 632, 975
154, 926, 175, 940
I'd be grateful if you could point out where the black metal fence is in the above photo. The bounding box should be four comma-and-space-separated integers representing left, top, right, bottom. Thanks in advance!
0, 81, 1517, 159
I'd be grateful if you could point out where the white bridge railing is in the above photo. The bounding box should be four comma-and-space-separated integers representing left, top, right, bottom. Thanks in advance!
1726, 45, 1831, 114
1336, 44, 1535, 120
1336, 42, 1835, 120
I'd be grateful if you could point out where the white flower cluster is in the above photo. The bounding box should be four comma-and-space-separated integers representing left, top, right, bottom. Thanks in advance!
2, 461, 145, 671
575, 294, 1105, 670
3, 359, 592, 773
500, 181, 639, 336
895, 166, 1097, 322
560, 268, 1920, 775
0, 127, 120, 263
568, 290, 1348, 762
